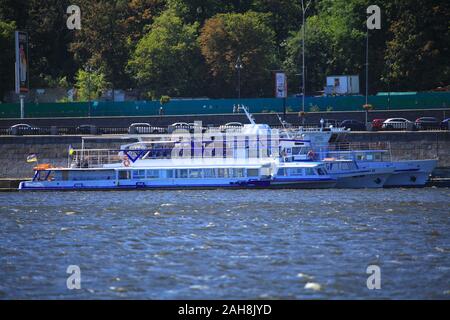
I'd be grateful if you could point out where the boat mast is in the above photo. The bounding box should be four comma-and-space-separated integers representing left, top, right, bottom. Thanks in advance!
238, 104, 256, 125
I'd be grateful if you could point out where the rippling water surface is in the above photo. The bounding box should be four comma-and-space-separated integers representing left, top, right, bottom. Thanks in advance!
0, 189, 449, 299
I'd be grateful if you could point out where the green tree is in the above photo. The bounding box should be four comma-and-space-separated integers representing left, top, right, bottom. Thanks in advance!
122, 0, 166, 46
70, 0, 131, 91
284, 0, 370, 94
26, 0, 75, 87
167, 0, 254, 24
199, 11, 278, 97
383, 0, 450, 91
0, 20, 15, 101
128, 10, 205, 98
0, 0, 76, 90
74, 68, 108, 101
251, 0, 303, 47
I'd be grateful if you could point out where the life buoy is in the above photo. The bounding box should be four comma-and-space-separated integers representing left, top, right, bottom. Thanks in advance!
122, 157, 131, 167
307, 150, 316, 160
33, 163, 52, 171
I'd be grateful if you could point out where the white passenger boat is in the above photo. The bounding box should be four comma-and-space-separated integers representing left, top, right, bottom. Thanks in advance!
323, 159, 394, 188
19, 158, 277, 190
325, 148, 437, 188
18, 117, 337, 190
278, 139, 394, 188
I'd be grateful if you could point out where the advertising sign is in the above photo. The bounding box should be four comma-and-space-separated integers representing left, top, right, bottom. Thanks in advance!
275, 72, 287, 98
15, 31, 29, 94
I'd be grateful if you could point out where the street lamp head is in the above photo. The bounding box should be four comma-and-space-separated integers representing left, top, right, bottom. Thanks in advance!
235, 55, 243, 70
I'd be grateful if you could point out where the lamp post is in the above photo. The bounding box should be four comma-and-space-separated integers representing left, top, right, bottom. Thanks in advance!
300, 0, 312, 114
365, 27, 369, 107
86, 65, 92, 117
235, 55, 243, 100
387, 59, 391, 111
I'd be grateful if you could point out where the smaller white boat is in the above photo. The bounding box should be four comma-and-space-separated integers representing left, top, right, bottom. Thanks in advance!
272, 162, 337, 189
323, 159, 394, 189
325, 148, 438, 188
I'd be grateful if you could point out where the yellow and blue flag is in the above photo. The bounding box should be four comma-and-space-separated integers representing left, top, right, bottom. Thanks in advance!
68, 144, 75, 156
26, 154, 37, 163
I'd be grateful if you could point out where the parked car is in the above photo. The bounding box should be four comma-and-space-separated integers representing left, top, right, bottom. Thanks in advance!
322, 119, 340, 128
128, 123, 165, 134
371, 119, 385, 131
415, 117, 440, 130
340, 119, 366, 131
187, 122, 207, 133
8, 123, 40, 135
382, 118, 415, 131
168, 122, 191, 133
219, 122, 243, 132
441, 118, 450, 130
76, 124, 99, 135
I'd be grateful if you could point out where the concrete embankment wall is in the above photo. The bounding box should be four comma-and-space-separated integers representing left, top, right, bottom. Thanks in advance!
336, 132, 450, 169
0, 132, 448, 179
0, 136, 136, 179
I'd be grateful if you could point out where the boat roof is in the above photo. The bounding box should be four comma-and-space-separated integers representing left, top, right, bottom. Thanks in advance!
104, 158, 274, 170
278, 162, 324, 168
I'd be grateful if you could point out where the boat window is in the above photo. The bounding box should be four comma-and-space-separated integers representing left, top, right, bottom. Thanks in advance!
317, 168, 326, 175
287, 168, 304, 176
133, 170, 146, 179
305, 168, 315, 176
374, 153, 382, 161
176, 169, 188, 178
292, 147, 304, 155
189, 169, 202, 178
217, 168, 229, 178
247, 169, 259, 177
166, 170, 174, 178
119, 170, 130, 180
203, 169, 215, 178
230, 168, 244, 177
366, 154, 374, 161
341, 162, 351, 170
146, 170, 159, 178
277, 168, 287, 176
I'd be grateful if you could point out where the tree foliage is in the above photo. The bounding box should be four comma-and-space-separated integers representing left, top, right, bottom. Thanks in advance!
74, 68, 108, 101
128, 9, 205, 98
0, 20, 16, 101
199, 11, 277, 97
0, 0, 448, 101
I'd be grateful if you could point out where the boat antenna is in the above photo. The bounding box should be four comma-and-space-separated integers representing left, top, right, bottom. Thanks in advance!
238, 104, 256, 125
276, 113, 292, 139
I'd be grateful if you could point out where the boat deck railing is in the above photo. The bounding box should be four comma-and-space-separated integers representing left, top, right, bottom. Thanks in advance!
327, 141, 391, 152
70, 146, 279, 168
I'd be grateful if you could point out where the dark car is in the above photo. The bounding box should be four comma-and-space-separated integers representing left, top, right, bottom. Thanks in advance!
441, 118, 450, 130
340, 119, 366, 131
371, 119, 385, 131
415, 117, 440, 130
319, 119, 339, 131
8, 123, 41, 135
76, 124, 100, 135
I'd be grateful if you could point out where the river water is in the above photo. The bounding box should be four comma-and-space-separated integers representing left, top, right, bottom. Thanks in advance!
0, 188, 449, 299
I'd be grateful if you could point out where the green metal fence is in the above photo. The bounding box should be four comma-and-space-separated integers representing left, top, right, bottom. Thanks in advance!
0, 92, 449, 118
